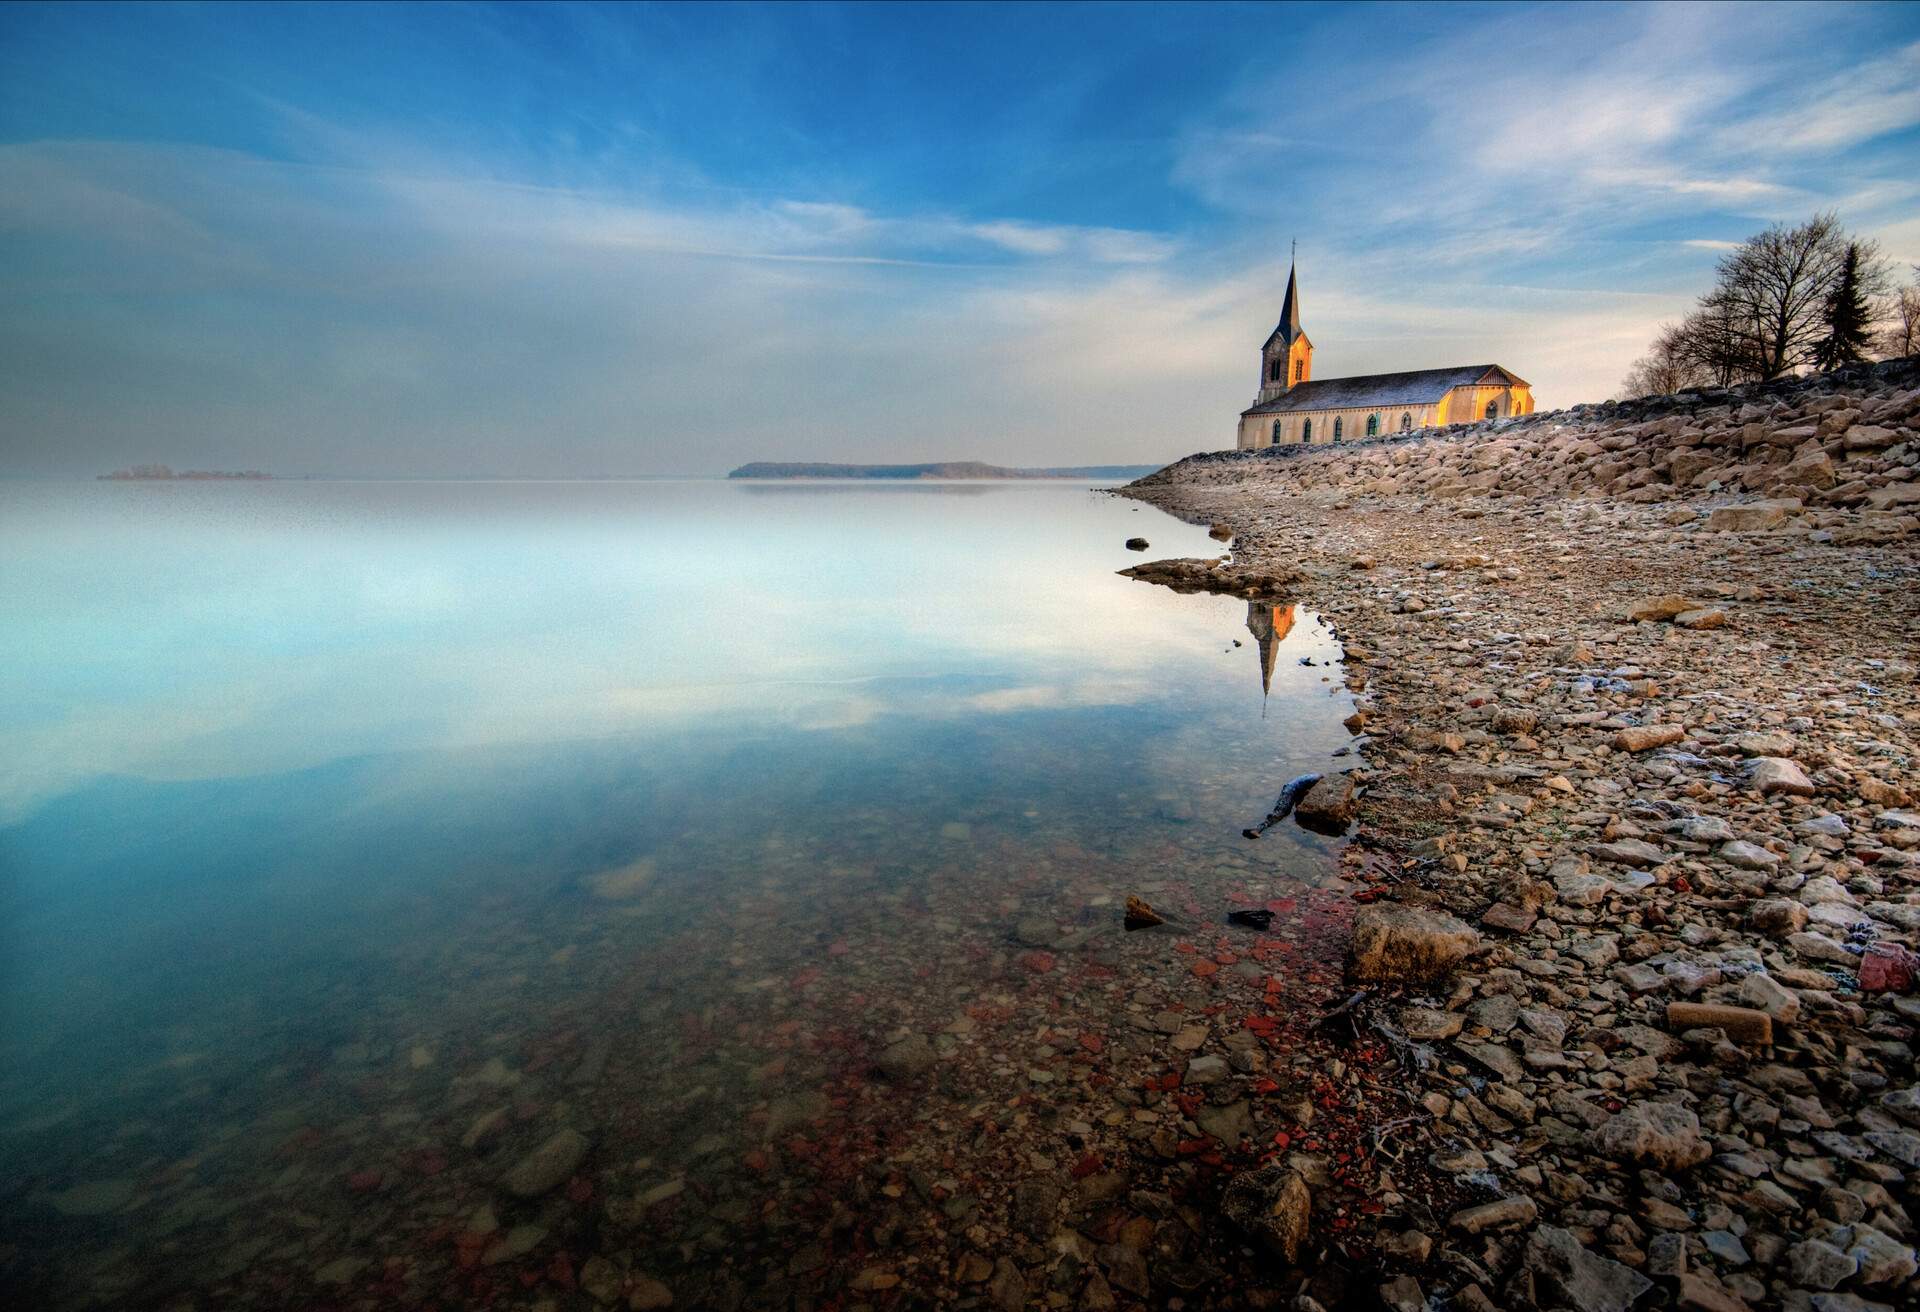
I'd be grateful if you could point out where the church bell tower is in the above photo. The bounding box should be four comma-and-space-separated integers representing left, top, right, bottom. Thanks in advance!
1257, 255, 1312, 404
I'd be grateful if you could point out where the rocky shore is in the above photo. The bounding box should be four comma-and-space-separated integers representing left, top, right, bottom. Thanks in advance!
1117, 358, 1920, 1311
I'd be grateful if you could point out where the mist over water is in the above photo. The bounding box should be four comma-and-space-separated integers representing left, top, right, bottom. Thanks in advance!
0, 479, 1356, 1307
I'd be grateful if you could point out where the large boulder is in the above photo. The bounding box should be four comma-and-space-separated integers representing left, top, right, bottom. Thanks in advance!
1346, 904, 1481, 984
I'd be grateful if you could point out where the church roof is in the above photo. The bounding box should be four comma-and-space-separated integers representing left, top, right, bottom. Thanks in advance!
1262, 263, 1305, 350
1241, 364, 1528, 416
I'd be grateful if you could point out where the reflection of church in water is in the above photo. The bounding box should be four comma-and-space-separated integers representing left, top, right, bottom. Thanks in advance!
1247, 601, 1297, 703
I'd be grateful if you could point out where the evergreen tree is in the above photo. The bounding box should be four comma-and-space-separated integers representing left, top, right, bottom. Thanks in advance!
1815, 242, 1875, 369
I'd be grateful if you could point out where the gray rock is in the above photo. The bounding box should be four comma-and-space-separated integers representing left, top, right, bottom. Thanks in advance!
1785, 1239, 1857, 1290
1185, 1054, 1229, 1086
1748, 757, 1816, 797
500, 1128, 589, 1198
1523, 1224, 1655, 1312
1592, 1102, 1710, 1171
1720, 840, 1779, 871
1847, 1225, 1917, 1285
1590, 838, 1669, 867
1195, 1098, 1252, 1143
1379, 1274, 1426, 1312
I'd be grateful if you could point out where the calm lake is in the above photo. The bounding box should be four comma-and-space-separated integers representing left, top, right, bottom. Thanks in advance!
0, 479, 1359, 1308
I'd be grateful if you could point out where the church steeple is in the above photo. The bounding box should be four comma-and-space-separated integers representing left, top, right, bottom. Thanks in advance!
1257, 249, 1313, 404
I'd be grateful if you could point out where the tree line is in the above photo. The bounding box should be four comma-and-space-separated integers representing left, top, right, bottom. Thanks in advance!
1620, 212, 1919, 399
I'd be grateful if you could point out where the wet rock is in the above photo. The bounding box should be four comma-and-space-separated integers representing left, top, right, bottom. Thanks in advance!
987, 1256, 1027, 1312
47, 1178, 136, 1216
1522, 1225, 1655, 1312
877, 1033, 937, 1080
1124, 537, 1149, 551
1118, 556, 1299, 600
1220, 1164, 1311, 1264
1011, 1177, 1062, 1238
483, 1223, 548, 1266
629, 1276, 674, 1310
1294, 774, 1358, 832
1346, 903, 1481, 983
501, 1128, 589, 1198
1123, 895, 1165, 930
1591, 1101, 1711, 1171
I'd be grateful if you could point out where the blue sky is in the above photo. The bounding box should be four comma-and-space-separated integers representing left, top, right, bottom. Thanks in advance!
2, 1, 1917, 476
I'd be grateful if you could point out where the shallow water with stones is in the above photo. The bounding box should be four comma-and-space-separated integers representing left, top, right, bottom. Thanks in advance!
0, 479, 1367, 1309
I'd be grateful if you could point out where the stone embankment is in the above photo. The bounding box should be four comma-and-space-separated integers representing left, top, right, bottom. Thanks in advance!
1120, 358, 1920, 1312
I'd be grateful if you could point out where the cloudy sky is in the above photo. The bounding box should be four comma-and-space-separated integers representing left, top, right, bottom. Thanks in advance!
2, 1, 1917, 477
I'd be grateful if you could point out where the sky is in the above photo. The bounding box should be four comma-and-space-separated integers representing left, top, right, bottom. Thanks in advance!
2, 1, 1918, 478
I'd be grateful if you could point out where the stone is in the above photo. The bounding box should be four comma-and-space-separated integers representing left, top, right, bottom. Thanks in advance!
1346, 903, 1482, 983
1379, 1275, 1426, 1312
47, 1179, 136, 1216
501, 1128, 589, 1198
1739, 973, 1800, 1024
1707, 500, 1796, 532
986, 1258, 1026, 1312
1626, 595, 1703, 623
1784, 1239, 1857, 1291
1185, 1054, 1229, 1086
1220, 1164, 1311, 1265
1294, 773, 1358, 832
877, 1033, 937, 1080
1011, 1177, 1062, 1238
1847, 1225, 1917, 1285
1675, 607, 1728, 630
1719, 840, 1778, 870
1616, 724, 1685, 752
1747, 757, 1816, 797
483, 1224, 548, 1266
1481, 901, 1538, 932
1399, 1006, 1463, 1041
1590, 838, 1668, 867
1523, 1225, 1656, 1312
1749, 898, 1808, 937
1591, 1101, 1711, 1171
1858, 943, 1918, 994
1557, 871, 1615, 906
1450, 1194, 1537, 1234
1195, 1098, 1252, 1143
1666, 1002, 1773, 1045
1123, 895, 1164, 930
1675, 1273, 1751, 1312
629, 1277, 674, 1310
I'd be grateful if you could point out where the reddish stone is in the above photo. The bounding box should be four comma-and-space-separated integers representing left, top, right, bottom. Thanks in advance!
1019, 951, 1056, 974
1859, 943, 1918, 993
1190, 960, 1219, 978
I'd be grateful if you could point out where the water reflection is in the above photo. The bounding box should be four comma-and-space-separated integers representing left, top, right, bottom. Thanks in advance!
0, 480, 1356, 1309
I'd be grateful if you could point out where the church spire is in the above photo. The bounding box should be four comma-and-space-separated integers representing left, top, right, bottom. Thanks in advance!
1274, 254, 1302, 345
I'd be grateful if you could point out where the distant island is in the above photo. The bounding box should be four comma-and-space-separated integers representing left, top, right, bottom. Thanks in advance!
728, 461, 1159, 480
98, 465, 271, 481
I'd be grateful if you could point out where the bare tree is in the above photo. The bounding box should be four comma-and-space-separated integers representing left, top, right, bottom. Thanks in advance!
1709, 212, 1856, 378
1620, 321, 1712, 397
1881, 265, 1920, 359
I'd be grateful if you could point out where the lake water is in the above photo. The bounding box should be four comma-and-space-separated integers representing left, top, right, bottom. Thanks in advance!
0, 479, 1359, 1309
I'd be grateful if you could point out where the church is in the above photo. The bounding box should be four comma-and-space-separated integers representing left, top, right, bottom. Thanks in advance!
1235, 261, 1533, 450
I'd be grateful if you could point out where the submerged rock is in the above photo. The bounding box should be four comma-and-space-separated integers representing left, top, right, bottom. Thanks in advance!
501, 1128, 589, 1198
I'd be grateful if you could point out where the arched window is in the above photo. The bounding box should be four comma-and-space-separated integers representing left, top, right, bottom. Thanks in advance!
1485, 399, 1499, 419
1333, 417, 1343, 441
1269, 359, 1281, 382
1366, 413, 1379, 437
1400, 412, 1412, 432
1302, 418, 1312, 442
1292, 359, 1303, 383
1271, 419, 1284, 444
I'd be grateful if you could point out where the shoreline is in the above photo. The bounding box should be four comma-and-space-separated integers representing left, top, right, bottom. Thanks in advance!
1114, 361, 1920, 1310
